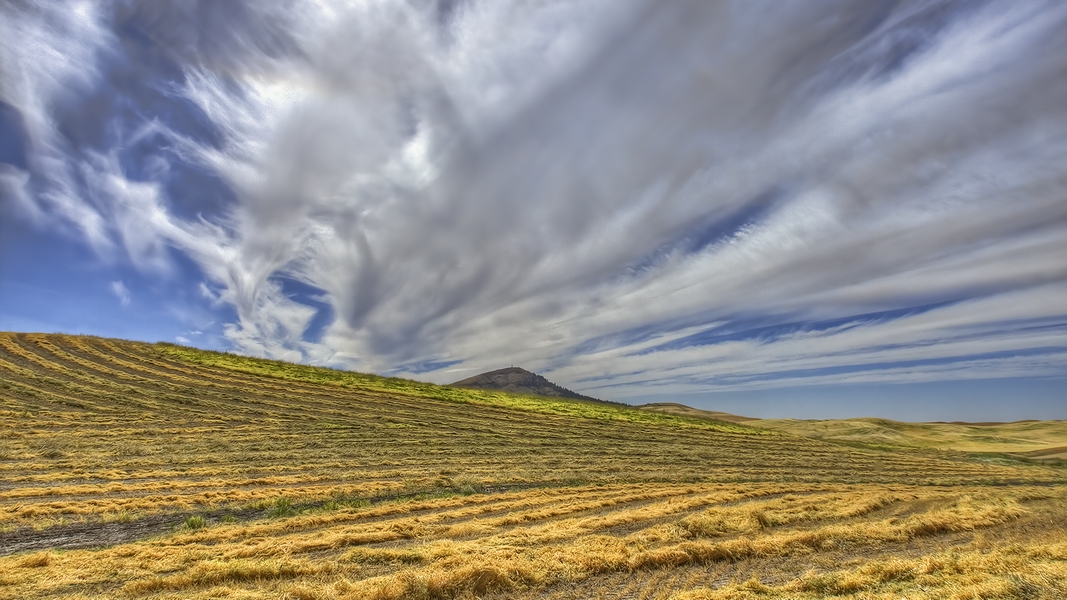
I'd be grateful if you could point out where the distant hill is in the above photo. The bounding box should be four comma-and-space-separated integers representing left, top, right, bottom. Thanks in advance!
638, 402, 758, 424
638, 399, 1067, 461
451, 367, 606, 402
752, 416, 1067, 459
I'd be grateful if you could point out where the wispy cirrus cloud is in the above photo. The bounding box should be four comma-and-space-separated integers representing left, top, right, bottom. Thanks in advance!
2, 0, 1066, 414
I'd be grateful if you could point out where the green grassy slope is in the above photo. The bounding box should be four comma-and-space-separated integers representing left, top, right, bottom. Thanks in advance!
158, 343, 758, 434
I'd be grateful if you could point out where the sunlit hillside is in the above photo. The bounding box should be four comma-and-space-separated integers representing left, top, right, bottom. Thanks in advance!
1, 333, 1065, 599
753, 417, 1067, 459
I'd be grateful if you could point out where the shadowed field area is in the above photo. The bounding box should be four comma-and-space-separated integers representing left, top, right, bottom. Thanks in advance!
1, 333, 1065, 599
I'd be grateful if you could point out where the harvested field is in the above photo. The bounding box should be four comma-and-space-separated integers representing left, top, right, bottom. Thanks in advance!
1, 332, 1065, 599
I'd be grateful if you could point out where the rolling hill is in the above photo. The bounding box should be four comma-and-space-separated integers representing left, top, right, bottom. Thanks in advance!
1, 332, 1065, 599
638, 402, 1067, 461
639, 402, 759, 424
752, 417, 1067, 459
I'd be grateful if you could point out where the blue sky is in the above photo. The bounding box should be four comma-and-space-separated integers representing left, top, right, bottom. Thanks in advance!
1, 0, 1066, 421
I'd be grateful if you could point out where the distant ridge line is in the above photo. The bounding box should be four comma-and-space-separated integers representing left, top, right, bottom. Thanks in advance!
638, 402, 758, 424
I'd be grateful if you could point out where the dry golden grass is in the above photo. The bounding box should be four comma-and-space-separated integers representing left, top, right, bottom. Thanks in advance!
1, 332, 1065, 599
4, 484, 1064, 599
673, 541, 1067, 600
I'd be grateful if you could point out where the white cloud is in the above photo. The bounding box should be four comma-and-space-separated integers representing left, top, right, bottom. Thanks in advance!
110, 280, 131, 307
0, 0, 115, 248
6, 0, 1067, 400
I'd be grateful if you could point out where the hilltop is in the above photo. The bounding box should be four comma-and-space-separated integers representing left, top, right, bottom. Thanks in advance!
639, 401, 759, 424
1, 332, 1065, 599
450, 366, 607, 403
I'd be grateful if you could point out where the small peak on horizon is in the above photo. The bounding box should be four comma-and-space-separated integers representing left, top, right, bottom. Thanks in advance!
450, 367, 603, 403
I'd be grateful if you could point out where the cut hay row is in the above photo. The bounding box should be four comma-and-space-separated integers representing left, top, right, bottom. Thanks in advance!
4, 483, 1065, 599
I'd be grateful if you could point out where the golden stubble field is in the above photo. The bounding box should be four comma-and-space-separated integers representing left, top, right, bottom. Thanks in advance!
1, 333, 1065, 599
